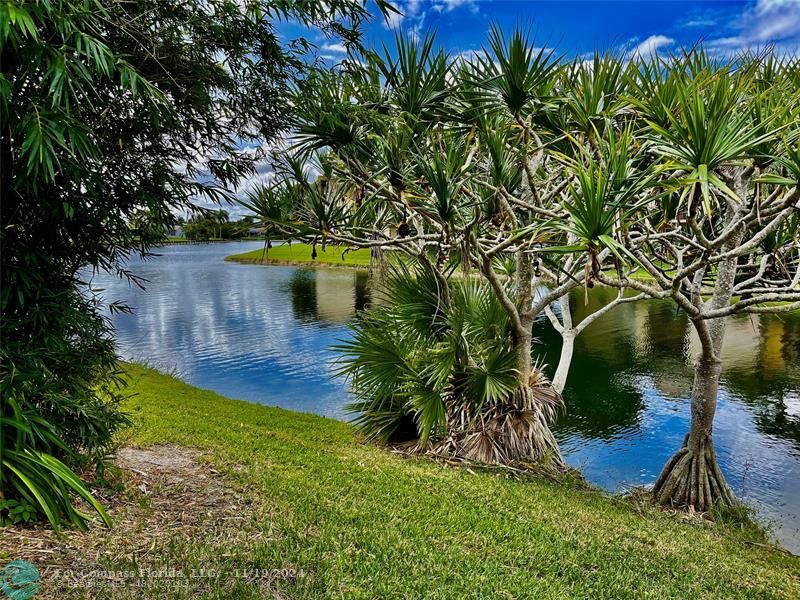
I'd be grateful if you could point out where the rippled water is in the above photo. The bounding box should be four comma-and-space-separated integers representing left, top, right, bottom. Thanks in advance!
88, 241, 800, 552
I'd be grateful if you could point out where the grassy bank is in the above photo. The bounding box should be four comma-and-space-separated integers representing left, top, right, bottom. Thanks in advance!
110, 364, 800, 598
226, 242, 371, 268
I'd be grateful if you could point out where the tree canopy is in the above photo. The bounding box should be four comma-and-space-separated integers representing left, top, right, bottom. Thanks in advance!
245, 31, 800, 511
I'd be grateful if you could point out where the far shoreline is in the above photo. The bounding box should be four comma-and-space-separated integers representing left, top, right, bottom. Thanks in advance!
225, 242, 372, 270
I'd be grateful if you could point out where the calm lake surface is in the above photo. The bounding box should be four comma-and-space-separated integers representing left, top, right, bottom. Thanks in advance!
89, 241, 800, 552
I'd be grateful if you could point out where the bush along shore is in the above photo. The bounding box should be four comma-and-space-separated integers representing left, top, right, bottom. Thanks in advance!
7, 363, 796, 599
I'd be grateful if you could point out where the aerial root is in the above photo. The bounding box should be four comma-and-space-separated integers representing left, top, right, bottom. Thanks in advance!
652, 436, 734, 512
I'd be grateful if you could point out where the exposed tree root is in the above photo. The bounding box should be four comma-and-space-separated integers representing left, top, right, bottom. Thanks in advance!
652, 434, 734, 512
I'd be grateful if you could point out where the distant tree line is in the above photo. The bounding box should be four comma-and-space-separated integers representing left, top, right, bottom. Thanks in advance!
180, 211, 259, 241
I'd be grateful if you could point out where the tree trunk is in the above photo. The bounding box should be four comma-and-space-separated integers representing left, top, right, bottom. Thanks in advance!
512, 255, 566, 469
651, 341, 735, 511
652, 297, 737, 512
514, 325, 533, 383
653, 170, 748, 511
370, 246, 388, 281
509, 320, 566, 470
514, 250, 535, 379
551, 331, 575, 395
476, 249, 566, 469
550, 295, 575, 394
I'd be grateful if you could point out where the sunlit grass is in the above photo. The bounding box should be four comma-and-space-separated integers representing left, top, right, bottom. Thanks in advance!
117, 363, 800, 599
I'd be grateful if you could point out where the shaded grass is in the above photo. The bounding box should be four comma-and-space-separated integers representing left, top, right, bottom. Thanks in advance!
114, 363, 800, 598
226, 242, 372, 268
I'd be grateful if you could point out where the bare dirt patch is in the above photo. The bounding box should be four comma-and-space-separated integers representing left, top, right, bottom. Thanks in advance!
0, 445, 285, 599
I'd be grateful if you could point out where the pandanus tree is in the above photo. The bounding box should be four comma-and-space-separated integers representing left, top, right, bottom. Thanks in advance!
251, 31, 799, 499
588, 54, 800, 511
250, 30, 651, 466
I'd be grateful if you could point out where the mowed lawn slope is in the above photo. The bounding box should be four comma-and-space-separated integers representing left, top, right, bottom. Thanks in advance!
226, 242, 371, 267
121, 364, 800, 599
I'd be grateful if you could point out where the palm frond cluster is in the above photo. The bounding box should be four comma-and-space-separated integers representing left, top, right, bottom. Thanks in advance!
336, 261, 564, 467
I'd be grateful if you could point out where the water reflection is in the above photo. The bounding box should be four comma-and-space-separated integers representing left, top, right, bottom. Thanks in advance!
89, 242, 370, 417
534, 290, 800, 551
288, 268, 372, 325
536, 292, 800, 450
89, 242, 800, 552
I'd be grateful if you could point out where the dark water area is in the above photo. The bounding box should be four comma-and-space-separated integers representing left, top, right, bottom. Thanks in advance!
87, 241, 800, 552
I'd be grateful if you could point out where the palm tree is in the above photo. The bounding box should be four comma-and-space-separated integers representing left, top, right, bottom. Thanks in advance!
338, 261, 564, 467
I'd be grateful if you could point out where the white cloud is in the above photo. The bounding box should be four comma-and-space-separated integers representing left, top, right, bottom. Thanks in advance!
383, 9, 404, 29
409, 20, 425, 42
632, 34, 675, 58
707, 0, 800, 55
384, 0, 478, 31
677, 7, 727, 30
681, 16, 721, 28
432, 0, 479, 14
321, 42, 347, 54
406, 0, 423, 18
453, 49, 482, 65
750, 0, 800, 41
383, 0, 423, 31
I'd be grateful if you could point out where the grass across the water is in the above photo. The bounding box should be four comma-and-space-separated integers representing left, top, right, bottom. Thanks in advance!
114, 364, 799, 598
226, 242, 371, 268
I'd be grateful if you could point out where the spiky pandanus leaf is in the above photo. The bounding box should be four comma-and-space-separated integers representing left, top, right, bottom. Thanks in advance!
636, 59, 782, 215
476, 25, 560, 119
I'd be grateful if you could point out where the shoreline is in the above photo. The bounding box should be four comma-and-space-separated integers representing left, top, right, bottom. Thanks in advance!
225, 255, 370, 270
225, 242, 372, 270
158, 237, 266, 245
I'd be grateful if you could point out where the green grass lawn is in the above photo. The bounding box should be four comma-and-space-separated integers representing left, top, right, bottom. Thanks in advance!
116, 363, 800, 599
226, 242, 372, 268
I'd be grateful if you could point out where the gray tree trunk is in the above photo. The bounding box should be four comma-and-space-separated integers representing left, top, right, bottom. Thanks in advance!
514, 249, 536, 383
653, 170, 748, 511
550, 295, 575, 394
503, 250, 566, 469
651, 319, 735, 511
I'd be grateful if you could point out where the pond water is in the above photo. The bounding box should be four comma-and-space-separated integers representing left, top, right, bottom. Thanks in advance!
88, 241, 800, 552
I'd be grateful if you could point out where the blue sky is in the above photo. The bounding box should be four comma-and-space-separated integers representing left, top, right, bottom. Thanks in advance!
222, 0, 800, 210
316, 0, 800, 60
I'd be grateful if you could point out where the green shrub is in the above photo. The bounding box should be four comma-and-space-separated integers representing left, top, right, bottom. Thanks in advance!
337, 261, 562, 466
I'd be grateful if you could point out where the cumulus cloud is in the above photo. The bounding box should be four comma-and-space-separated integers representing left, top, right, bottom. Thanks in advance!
384, 0, 478, 31
383, 10, 404, 29
632, 34, 675, 58
432, 0, 479, 13
321, 42, 347, 54
383, 0, 423, 30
